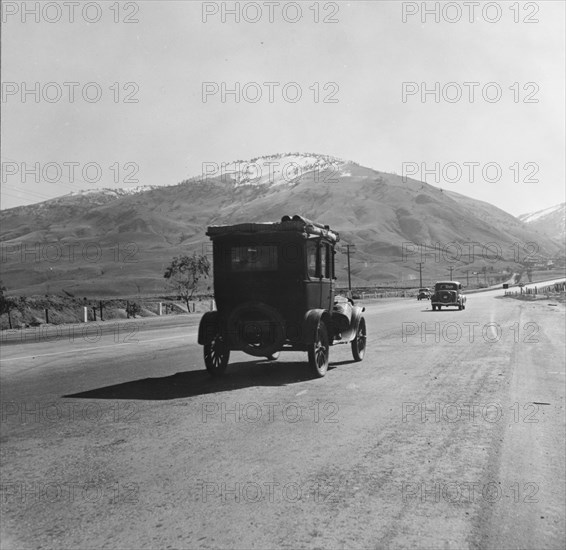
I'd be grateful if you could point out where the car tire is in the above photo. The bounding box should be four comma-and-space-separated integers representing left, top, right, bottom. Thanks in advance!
351, 317, 366, 362
266, 352, 280, 361
308, 320, 330, 378
204, 333, 230, 376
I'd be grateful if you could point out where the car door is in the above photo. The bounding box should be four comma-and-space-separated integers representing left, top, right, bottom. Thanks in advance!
319, 241, 334, 311
305, 239, 334, 311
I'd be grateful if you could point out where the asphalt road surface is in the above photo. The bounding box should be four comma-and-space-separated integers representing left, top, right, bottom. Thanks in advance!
1, 289, 565, 549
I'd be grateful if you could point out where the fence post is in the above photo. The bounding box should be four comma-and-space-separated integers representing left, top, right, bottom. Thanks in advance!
158, 302, 162, 316
99, 301, 104, 321
83, 307, 88, 323
45, 308, 49, 324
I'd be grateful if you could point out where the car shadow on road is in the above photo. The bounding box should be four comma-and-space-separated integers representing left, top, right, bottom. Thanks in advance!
64, 359, 348, 400
422, 309, 462, 312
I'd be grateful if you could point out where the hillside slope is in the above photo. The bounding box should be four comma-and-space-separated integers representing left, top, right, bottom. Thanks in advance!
1, 154, 562, 296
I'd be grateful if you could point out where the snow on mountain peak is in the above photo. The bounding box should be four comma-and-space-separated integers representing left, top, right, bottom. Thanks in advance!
519, 202, 566, 241
195, 152, 351, 187
519, 202, 565, 224
68, 186, 158, 198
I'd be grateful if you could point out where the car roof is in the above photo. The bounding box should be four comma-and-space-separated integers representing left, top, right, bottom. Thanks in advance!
207, 215, 340, 243
435, 281, 461, 285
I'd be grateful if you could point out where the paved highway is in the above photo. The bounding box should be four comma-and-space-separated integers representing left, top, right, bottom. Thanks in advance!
1, 290, 564, 549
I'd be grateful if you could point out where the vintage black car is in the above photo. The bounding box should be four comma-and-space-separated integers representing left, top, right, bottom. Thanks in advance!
431, 281, 466, 310
198, 215, 366, 377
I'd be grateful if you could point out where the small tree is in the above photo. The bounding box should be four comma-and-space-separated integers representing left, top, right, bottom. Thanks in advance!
164, 253, 210, 312
0, 282, 17, 329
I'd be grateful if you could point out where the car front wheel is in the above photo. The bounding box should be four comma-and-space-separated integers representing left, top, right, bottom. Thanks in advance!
351, 318, 366, 362
308, 320, 330, 378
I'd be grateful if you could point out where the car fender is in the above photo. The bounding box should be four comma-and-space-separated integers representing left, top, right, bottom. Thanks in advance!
303, 309, 332, 344
198, 311, 219, 345
343, 305, 365, 342
351, 306, 365, 330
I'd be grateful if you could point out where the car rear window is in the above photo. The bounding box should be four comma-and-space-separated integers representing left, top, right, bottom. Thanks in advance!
231, 245, 278, 272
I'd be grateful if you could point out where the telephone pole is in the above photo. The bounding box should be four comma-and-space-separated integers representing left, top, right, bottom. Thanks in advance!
448, 266, 454, 281
464, 270, 469, 286
417, 262, 423, 288
341, 244, 356, 291
347, 246, 352, 290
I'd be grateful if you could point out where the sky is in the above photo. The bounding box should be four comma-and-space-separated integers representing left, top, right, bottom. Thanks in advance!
1, 0, 565, 216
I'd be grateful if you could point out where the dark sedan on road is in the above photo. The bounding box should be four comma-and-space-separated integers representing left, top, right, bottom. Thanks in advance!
431, 281, 466, 311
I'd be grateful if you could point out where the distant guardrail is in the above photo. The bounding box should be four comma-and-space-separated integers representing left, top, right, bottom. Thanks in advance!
359, 290, 410, 299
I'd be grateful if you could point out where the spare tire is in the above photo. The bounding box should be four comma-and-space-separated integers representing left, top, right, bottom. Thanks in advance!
227, 302, 286, 358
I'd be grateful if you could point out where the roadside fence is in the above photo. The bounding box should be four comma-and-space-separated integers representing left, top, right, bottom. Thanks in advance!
504, 281, 565, 297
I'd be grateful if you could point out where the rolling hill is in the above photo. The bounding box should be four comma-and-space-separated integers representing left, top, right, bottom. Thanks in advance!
0, 153, 562, 297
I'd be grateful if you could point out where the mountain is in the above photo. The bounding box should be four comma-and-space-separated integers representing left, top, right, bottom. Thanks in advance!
0, 153, 562, 296
519, 203, 566, 243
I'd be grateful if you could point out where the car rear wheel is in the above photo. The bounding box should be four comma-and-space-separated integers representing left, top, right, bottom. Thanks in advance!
266, 351, 280, 361
204, 333, 230, 376
351, 317, 366, 362
308, 320, 329, 378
